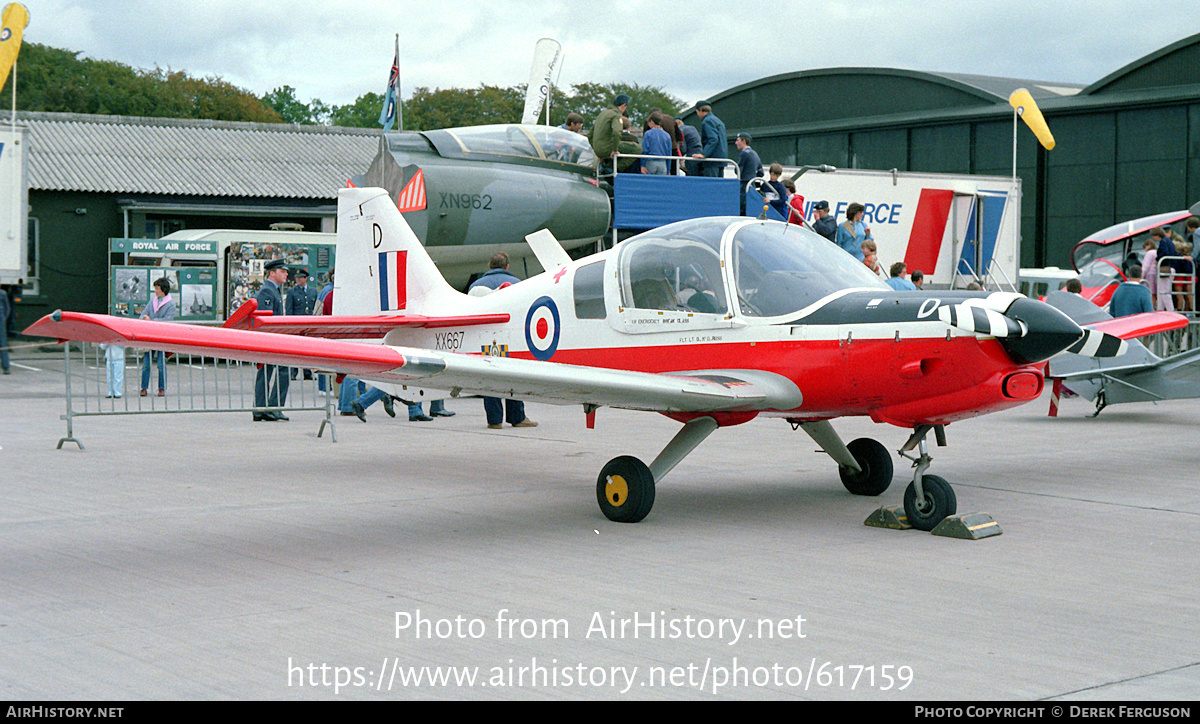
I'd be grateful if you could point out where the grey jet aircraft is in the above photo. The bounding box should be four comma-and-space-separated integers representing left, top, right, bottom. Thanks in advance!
353, 124, 611, 288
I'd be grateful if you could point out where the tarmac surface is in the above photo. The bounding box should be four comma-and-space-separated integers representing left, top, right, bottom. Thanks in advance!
1, 344, 1198, 701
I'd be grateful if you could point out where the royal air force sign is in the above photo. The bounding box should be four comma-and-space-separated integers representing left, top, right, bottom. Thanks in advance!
525, 296, 560, 361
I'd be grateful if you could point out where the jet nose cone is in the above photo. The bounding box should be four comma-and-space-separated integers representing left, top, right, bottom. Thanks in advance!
998, 297, 1083, 364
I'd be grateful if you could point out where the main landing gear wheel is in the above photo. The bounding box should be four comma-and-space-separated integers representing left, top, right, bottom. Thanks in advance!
597, 456, 656, 523
903, 474, 957, 532
839, 437, 893, 496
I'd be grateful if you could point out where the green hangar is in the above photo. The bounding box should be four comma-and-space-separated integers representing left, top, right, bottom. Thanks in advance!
684, 32, 1200, 269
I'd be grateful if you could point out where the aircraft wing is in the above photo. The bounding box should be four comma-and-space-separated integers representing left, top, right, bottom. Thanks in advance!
26, 312, 802, 413
222, 298, 509, 339
1079, 311, 1189, 340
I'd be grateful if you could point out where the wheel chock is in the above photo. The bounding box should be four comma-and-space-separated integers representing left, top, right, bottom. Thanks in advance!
864, 506, 910, 530
930, 512, 1002, 540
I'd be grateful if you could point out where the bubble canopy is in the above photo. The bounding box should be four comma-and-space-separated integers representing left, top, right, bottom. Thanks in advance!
617, 218, 890, 318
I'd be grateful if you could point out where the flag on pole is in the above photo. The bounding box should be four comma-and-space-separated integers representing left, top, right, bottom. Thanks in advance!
0, 3, 29, 92
1008, 88, 1055, 150
378, 35, 400, 132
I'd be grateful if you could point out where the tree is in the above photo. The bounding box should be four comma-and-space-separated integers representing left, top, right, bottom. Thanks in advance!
328, 92, 386, 128
563, 82, 684, 128
403, 85, 525, 131
261, 85, 320, 124
4, 42, 282, 122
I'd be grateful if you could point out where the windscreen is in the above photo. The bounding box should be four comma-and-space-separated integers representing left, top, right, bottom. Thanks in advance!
730, 221, 890, 317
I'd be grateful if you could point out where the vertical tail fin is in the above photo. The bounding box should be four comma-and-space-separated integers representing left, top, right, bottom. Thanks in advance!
333, 186, 460, 316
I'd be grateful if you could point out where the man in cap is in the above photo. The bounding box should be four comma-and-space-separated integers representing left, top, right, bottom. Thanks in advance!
286, 268, 317, 380
253, 258, 291, 421
692, 101, 727, 178
810, 200, 836, 242
590, 94, 628, 176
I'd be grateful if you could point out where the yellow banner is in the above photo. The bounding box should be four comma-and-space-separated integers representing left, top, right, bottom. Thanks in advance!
1009, 88, 1055, 150
0, 3, 29, 91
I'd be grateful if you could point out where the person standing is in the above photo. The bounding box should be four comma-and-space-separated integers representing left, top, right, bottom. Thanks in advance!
468, 253, 537, 430
679, 122, 703, 176
589, 94, 628, 176
836, 203, 872, 260
286, 268, 317, 380
734, 132, 762, 215
640, 112, 672, 175
139, 277, 176, 396
765, 163, 790, 218
810, 201, 836, 242
692, 101, 727, 178
1109, 264, 1153, 317
253, 259, 290, 421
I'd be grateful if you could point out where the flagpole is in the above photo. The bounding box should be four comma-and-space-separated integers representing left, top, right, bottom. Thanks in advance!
394, 34, 402, 132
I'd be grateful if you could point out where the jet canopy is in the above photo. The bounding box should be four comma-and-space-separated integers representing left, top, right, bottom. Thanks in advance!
421, 124, 596, 169
617, 218, 890, 319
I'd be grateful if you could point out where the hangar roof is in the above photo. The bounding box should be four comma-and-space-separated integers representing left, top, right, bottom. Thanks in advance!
15, 111, 381, 199
685, 32, 1200, 133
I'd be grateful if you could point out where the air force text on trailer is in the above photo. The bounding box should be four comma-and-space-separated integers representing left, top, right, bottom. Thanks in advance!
395, 609, 807, 646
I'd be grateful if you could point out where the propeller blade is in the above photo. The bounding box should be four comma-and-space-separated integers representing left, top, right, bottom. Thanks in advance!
1065, 328, 1128, 358
937, 303, 1027, 338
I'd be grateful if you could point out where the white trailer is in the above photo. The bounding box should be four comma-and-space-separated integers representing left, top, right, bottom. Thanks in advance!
772, 167, 1021, 290
0, 123, 28, 286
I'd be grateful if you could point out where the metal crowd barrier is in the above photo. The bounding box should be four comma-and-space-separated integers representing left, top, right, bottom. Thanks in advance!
1142, 317, 1200, 358
58, 342, 337, 449
1154, 255, 1196, 313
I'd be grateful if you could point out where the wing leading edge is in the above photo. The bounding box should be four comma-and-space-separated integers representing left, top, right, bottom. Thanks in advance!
26, 312, 802, 414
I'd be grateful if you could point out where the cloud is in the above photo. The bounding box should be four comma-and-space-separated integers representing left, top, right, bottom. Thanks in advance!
22, 0, 1200, 112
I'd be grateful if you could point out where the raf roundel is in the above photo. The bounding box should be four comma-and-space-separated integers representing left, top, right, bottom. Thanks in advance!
524, 296, 560, 361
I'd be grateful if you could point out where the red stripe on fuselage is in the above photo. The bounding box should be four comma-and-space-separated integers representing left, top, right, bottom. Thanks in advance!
502, 334, 1041, 426
905, 188, 954, 274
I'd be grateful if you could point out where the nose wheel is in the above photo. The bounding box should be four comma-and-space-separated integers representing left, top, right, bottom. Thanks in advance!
903, 474, 957, 531
898, 425, 957, 531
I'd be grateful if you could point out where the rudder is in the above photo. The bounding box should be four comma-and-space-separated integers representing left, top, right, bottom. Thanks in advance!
333, 186, 458, 316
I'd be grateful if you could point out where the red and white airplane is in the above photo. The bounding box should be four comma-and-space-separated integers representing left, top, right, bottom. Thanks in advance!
28, 187, 1160, 530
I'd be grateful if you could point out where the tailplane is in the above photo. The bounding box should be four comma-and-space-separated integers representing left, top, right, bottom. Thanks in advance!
333, 186, 461, 316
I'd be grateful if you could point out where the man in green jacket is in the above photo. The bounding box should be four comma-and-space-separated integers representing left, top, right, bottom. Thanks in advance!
589, 93, 629, 175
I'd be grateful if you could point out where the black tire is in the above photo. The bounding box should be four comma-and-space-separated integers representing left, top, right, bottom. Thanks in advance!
839, 438, 894, 496
597, 456, 655, 523
903, 474, 957, 531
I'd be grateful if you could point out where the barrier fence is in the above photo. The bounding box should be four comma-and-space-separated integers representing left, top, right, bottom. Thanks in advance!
58, 342, 337, 449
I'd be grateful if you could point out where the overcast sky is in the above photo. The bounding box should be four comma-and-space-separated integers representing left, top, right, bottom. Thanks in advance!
22, 0, 1199, 112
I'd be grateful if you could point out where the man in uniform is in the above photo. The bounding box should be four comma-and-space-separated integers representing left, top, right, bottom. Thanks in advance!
253, 258, 290, 421
589, 94, 628, 176
692, 101, 727, 178
286, 268, 317, 380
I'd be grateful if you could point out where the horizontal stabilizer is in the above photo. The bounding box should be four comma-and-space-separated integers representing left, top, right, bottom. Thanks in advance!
223, 298, 508, 338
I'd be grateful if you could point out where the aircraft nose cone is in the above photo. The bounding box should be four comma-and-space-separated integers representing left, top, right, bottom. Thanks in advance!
997, 297, 1083, 364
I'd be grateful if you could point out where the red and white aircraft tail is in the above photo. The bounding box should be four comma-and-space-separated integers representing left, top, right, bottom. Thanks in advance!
333, 187, 464, 317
